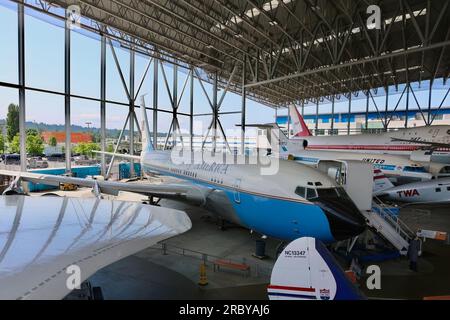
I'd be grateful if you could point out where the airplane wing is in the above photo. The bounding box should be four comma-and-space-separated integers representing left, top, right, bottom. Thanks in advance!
0, 170, 209, 205
92, 151, 140, 161
0, 195, 191, 300
390, 137, 450, 149
236, 123, 279, 129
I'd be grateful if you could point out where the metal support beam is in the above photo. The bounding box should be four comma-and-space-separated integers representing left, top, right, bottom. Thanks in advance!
245, 39, 450, 89
190, 66, 194, 152
405, 83, 410, 128
427, 80, 433, 125
153, 56, 158, 149
241, 57, 246, 155
106, 113, 130, 179
347, 94, 352, 135
129, 48, 135, 177
315, 99, 319, 133
365, 92, 369, 130
384, 87, 389, 130
331, 96, 335, 133
100, 33, 107, 176
172, 64, 178, 146
212, 72, 218, 153
18, 1, 26, 172
65, 10, 71, 173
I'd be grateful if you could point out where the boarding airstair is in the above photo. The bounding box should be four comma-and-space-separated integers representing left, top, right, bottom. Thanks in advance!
361, 199, 416, 255
317, 159, 417, 256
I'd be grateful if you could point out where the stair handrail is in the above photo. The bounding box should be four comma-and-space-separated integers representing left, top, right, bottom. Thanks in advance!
371, 200, 415, 242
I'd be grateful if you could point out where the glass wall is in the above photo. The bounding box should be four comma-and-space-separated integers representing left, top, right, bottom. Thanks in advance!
0, 0, 274, 172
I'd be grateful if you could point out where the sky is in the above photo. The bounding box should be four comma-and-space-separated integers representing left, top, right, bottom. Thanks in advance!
1, 0, 450, 137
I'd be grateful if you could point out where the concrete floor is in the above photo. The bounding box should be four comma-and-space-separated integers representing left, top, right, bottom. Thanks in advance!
29, 181, 450, 300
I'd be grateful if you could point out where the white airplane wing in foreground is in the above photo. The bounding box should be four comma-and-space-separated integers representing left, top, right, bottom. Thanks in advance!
0, 195, 191, 300
0, 170, 209, 205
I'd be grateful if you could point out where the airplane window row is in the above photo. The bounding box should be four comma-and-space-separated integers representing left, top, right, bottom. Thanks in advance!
435, 187, 450, 192
211, 178, 224, 185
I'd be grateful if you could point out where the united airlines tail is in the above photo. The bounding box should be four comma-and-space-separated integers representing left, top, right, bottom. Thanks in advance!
289, 104, 312, 137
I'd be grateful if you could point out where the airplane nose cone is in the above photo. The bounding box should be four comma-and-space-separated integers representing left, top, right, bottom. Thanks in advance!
315, 199, 366, 241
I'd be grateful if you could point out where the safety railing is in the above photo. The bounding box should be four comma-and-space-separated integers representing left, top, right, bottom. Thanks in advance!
151, 242, 273, 278
372, 199, 415, 243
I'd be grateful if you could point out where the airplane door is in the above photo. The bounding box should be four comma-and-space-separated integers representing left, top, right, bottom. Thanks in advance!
233, 179, 241, 203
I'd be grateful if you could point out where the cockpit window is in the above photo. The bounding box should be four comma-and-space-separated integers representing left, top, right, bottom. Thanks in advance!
295, 186, 317, 199
306, 188, 318, 199
296, 186, 353, 202
403, 166, 427, 173
295, 186, 306, 198
317, 188, 338, 198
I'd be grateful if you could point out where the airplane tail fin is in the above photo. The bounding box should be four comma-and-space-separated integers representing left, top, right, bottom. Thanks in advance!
289, 104, 312, 137
268, 237, 364, 300
239, 123, 306, 154
373, 169, 394, 194
140, 95, 154, 152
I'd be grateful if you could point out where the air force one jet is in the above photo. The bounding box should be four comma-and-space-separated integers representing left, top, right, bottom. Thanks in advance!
0, 98, 366, 244
288, 105, 450, 164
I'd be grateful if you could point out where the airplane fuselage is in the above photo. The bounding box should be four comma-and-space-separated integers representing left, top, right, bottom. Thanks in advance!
297, 125, 450, 163
139, 149, 366, 243
285, 150, 432, 184
378, 177, 450, 203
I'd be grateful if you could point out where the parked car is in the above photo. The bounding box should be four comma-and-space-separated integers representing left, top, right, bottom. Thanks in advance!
27, 157, 49, 169
3, 154, 21, 165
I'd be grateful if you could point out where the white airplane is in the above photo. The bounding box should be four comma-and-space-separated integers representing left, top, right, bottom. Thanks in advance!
0, 195, 191, 300
0, 97, 367, 244
280, 125, 432, 184
288, 105, 450, 164
375, 177, 450, 204
253, 123, 432, 184
268, 237, 364, 300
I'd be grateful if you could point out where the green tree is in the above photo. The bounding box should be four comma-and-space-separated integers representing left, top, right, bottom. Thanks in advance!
6, 103, 19, 142
49, 136, 57, 147
9, 134, 20, 154
74, 142, 100, 158
26, 134, 44, 156
107, 143, 114, 153
0, 134, 5, 154
26, 128, 39, 137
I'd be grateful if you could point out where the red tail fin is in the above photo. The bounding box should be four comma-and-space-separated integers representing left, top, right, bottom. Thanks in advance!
289, 104, 311, 137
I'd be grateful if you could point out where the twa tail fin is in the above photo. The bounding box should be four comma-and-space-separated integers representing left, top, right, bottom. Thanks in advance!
140, 95, 154, 151
289, 104, 311, 137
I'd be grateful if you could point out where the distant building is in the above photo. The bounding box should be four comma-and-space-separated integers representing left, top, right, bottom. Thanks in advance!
41, 131, 93, 144
277, 108, 450, 136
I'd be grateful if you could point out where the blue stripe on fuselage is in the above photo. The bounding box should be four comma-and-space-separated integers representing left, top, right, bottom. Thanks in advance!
142, 164, 335, 243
